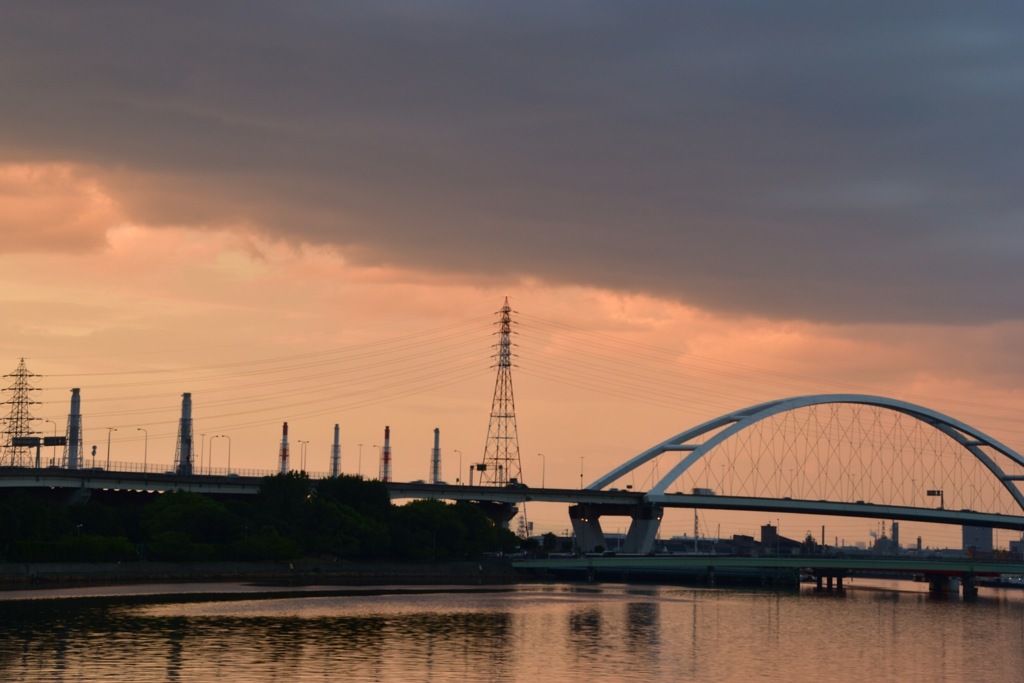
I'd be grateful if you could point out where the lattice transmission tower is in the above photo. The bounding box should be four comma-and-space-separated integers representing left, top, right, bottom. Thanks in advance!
479, 297, 523, 486
1, 359, 41, 467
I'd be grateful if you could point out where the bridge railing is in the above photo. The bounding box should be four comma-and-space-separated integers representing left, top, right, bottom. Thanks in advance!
21, 461, 329, 480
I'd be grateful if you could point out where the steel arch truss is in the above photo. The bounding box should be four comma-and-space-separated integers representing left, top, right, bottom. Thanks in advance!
590, 394, 1024, 512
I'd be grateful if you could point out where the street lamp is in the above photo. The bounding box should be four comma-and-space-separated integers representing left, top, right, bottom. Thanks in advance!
219, 434, 232, 474
358, 443, 363, 478
538, 453, 546, 488
45, 419, 57, 466
200, 433, 207, 474
455, 450, 462, 484
579, 456, 585, 489
373, 445, 382, 480
137, 427, 148, 472
210, 435, 223, 474
106, 427, 117, 469
299, 440, 309, 472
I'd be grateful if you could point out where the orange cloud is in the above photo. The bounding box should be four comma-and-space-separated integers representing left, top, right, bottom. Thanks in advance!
0, 164, 121, 253
2, 220, 1023, 548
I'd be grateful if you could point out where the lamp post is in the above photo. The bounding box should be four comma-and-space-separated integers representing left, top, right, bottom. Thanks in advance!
455, 450, 462, 484
538, 453, 546, 488
299, 440, 309, 472
579, 456, 585, 490
219, 434, 232, 474
106, 427, 117, 469
358, 443, 363, 478
45, 419, 57, 466
373, 445, 381, 480
137, 427, 148, 472
200, 434, 207, 475
210, 435, 223, 474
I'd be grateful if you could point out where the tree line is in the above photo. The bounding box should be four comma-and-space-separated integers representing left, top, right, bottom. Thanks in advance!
0, 473, 518, 563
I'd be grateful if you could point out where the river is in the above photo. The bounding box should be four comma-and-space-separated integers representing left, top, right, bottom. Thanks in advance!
1, 579, 1021, 682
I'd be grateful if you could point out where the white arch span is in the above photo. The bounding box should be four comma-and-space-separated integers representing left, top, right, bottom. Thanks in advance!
589, 394, 1024, 511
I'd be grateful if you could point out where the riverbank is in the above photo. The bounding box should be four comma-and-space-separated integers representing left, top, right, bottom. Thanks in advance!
0, 558, 518, 590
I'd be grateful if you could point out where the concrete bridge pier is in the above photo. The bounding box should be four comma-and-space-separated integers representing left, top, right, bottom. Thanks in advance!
568, 503, 664, 554
929, 573, 974, 598
927, 575, 977, 598
621, 504, 664, 554
814, 573, 845, 592
475, 501, 519, 529
569, 505, 607, 552
928, 575, 956, 596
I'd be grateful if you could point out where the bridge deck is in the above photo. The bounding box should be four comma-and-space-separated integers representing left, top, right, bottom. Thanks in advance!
514, 554, 1024, 577
4, 466, 1024, 533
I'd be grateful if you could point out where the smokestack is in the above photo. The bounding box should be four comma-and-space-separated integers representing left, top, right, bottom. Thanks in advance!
67, 388, 82, 469
330, 423, 341, 478
380, 425, 392, 482
175, 392, 194, 476
430, 427, 441, 484
279, 422, 290, 474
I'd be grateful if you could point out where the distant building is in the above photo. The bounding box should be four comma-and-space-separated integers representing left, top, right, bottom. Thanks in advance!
760, 523, 801, 555
962, 526, 993, 557
871, 522, 900, 554
731, 534, 756, 555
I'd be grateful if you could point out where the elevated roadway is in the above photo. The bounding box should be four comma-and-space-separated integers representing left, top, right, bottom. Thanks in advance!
513, 553, 1024, 596
0, 466, 264, 496
0, 467, 644, 505
4, 467, 1024, 535
514, 553, 1024, 577
645, 492, 1024, 531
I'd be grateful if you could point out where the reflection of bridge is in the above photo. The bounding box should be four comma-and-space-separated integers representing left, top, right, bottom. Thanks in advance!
4, 394, 1024, 558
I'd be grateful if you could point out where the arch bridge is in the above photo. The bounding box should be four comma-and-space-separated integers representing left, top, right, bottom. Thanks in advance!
572, 394, 1024, 554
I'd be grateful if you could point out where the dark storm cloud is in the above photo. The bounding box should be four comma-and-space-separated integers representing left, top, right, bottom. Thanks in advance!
1, 2, 1022, 323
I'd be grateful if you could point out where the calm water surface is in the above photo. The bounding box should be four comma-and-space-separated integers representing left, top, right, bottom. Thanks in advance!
1, 580, 1022, 682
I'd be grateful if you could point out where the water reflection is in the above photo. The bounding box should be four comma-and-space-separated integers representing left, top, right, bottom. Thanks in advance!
567, 607, 602, 645
1, 582, 1023, 682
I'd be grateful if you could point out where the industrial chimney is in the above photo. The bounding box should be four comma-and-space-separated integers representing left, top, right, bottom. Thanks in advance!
279, 422, 290, 474
430, 427, 441, 484
174, 392, 194, 476
380, 425, 392, 482
66, 388, 82, 469
330, 423, 341, 477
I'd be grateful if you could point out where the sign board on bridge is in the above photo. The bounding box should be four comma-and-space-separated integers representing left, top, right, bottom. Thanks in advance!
43, 436, 67, 446
11, 436, 40, 447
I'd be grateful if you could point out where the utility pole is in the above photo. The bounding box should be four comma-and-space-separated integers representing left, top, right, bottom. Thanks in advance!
1, 359, 41, 467
480, 297, 522, 486
479, 298, 526, 532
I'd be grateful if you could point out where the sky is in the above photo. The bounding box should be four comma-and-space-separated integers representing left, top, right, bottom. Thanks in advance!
2, 2, 1024, 546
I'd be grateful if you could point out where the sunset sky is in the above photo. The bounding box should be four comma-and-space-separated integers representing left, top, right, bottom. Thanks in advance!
2, 3, 1023, 545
